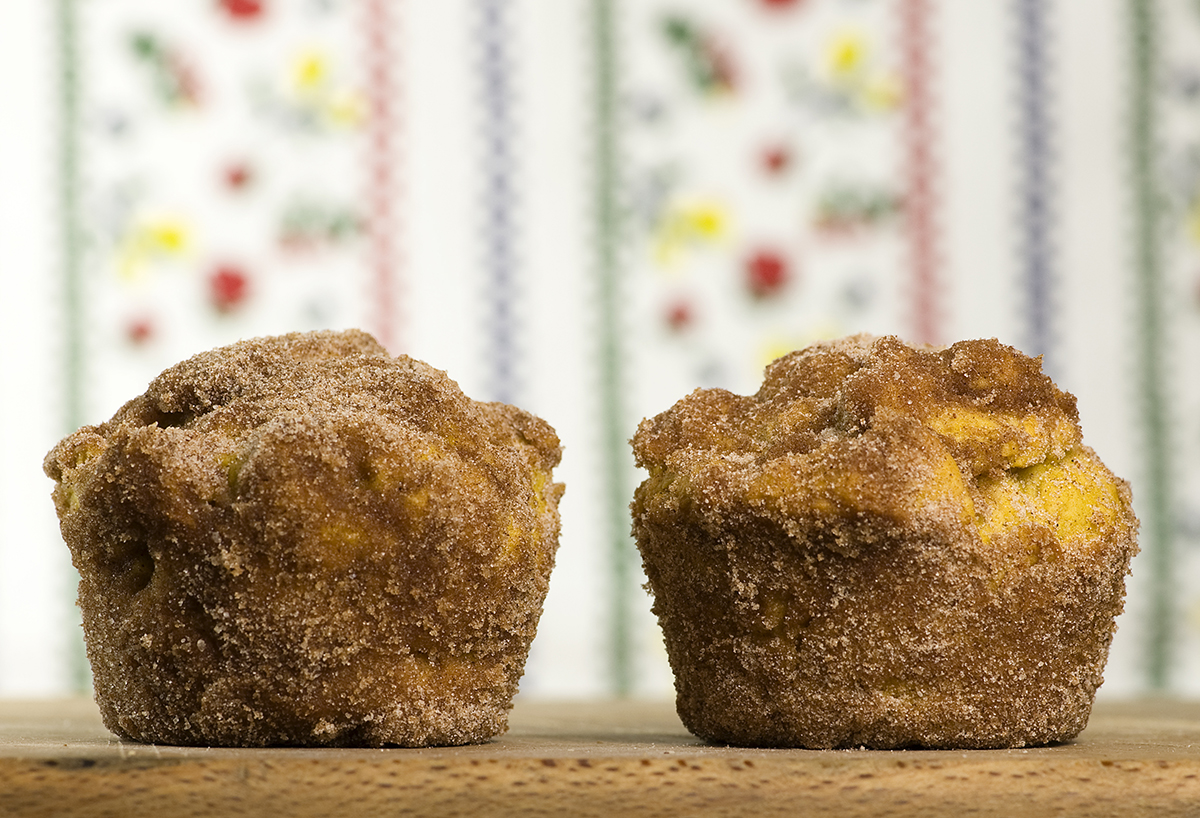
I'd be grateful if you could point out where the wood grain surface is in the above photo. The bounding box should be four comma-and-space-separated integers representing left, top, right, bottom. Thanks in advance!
0, 698, 1197, 817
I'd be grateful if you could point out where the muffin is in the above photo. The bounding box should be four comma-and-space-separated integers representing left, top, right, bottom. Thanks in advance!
631, 334, 1138, 749
44, 329, 563, 747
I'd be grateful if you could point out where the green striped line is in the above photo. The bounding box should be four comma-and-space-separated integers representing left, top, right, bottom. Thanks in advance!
591, 0, 634, 696
1129, 0, 1173, 691
56, 0, 91, 694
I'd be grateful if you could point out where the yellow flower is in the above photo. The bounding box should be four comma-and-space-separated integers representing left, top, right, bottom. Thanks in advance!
117, 217, 192, 279
146, 219, 189, 253
825, 29, 868, 81
293, 49, 329, 91
653, 199, 730, 266
687, 203, 727, 239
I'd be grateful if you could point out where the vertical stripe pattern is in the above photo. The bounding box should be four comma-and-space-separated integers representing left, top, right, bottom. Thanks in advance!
477, 0, 520, 405
591, 0, 633, 696
898, 0, 943, 345
1015, 0, 1058, 371
364, 0, 401, 352
1129, 0, 1173, 690
55, 0, 90, 694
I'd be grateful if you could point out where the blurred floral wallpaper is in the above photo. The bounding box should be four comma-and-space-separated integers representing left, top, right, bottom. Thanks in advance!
1, 0, 1198, 699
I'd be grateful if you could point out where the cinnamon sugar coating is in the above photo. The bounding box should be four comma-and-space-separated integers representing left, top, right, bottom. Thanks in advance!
631, 334, 1138, 749
44, 330, 563, 747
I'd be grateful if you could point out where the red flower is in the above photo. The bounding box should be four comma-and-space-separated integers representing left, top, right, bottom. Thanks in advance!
126, 317, 155, 345
760, 144, 792, 175
218, 0, 265, 21
745, 250, 791, 299
665, 298, 695, 332
224, 162, 253, 191
758, 0, 806, 9
210, 265, 250, 313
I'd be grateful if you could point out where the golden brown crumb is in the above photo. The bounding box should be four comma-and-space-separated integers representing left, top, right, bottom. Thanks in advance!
45, 329, 563, 747
631, 334, 1138, 749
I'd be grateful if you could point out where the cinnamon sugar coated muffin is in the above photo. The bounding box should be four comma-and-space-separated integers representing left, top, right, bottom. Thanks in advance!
631, 334, 1138, 749
44, 330, 563, 747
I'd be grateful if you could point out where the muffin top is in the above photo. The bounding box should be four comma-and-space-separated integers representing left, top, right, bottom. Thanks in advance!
46, 329, 563, 572
632, 334, 1122, 559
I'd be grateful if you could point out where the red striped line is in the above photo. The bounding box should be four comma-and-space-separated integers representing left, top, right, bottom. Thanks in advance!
363, 0, 401, 351
898, 0, 942, 345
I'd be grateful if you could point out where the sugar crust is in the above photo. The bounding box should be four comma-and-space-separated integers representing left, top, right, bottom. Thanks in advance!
631, 334, 1139, 749
45, 330, 563, 748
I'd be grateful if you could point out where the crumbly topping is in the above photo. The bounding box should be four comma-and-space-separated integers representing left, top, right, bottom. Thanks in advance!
631, 335, 1138, 749
45, 329, 563, 747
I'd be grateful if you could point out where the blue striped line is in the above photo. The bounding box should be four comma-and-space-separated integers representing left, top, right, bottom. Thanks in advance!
476, 0, 519, 405
1014, 0, 1057, 373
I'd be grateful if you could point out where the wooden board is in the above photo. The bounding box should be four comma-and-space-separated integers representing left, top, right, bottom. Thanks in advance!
0, 698, 1197, 817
